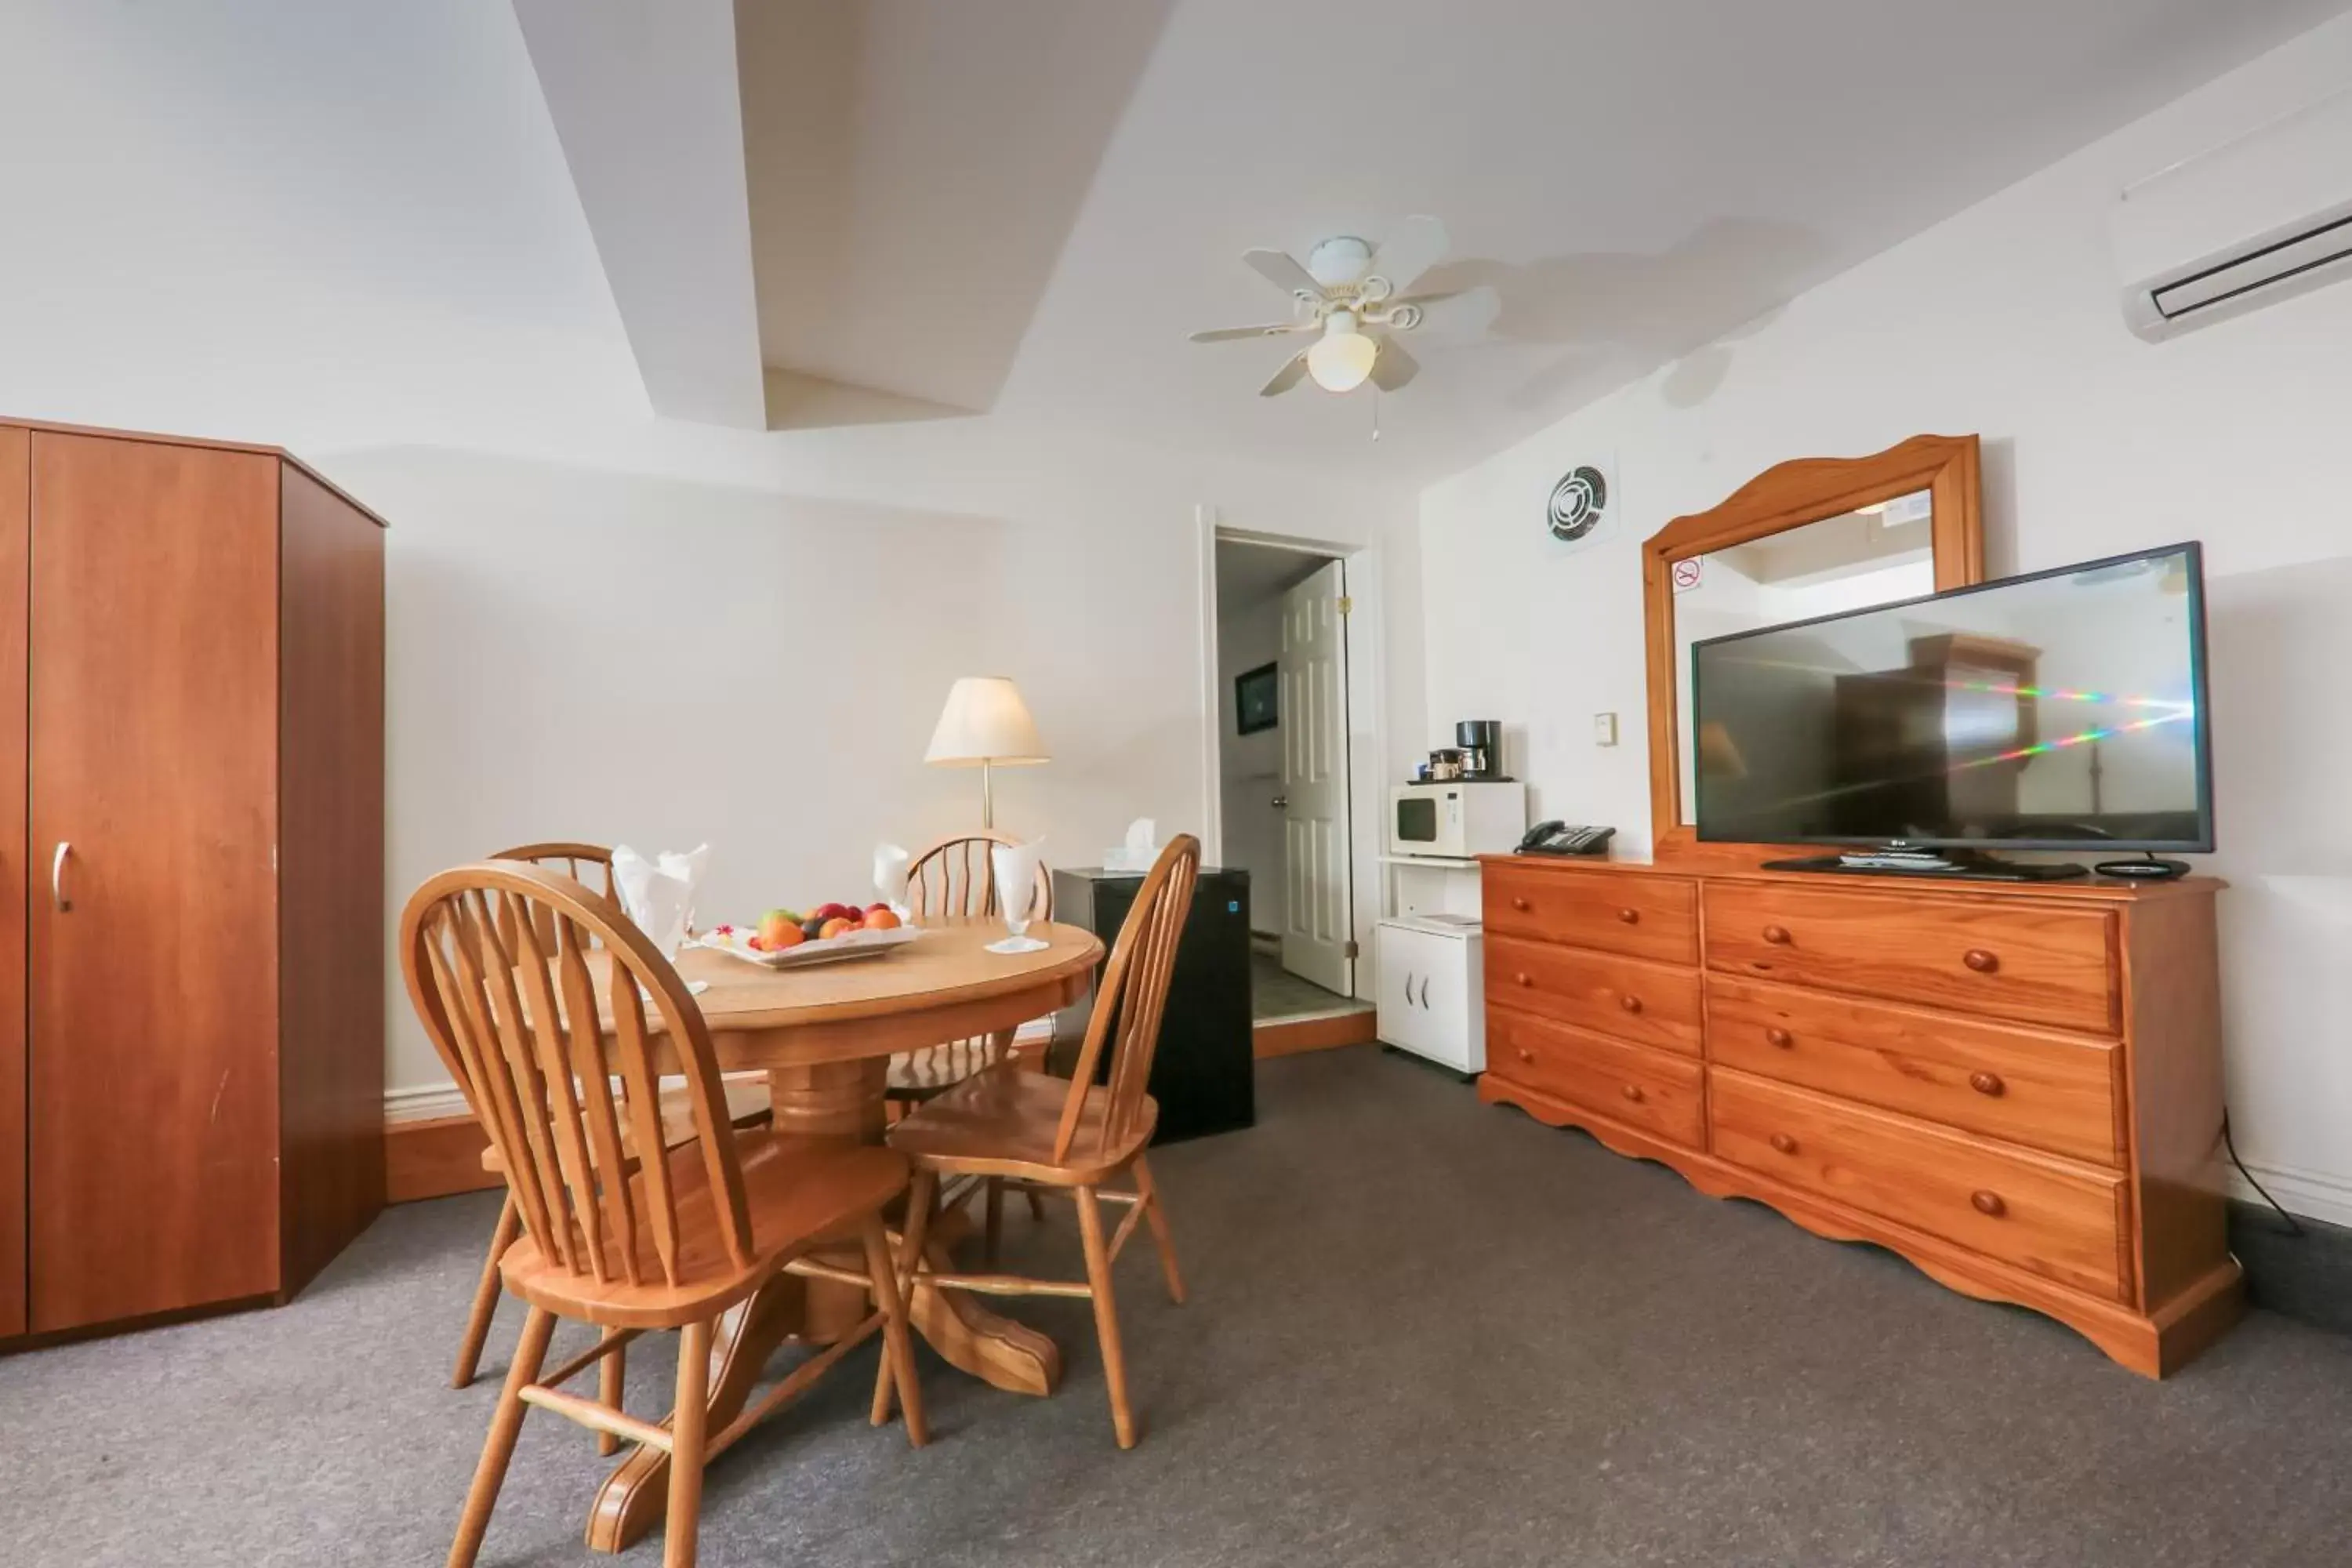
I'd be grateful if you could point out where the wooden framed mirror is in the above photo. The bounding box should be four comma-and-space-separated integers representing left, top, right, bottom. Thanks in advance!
1642, 434, 1984, 862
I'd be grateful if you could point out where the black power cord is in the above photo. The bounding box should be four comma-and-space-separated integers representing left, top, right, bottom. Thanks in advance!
2222, 1109, 2305, 1238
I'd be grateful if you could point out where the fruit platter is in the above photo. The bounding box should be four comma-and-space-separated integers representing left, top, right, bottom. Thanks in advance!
695, 902, 919, 970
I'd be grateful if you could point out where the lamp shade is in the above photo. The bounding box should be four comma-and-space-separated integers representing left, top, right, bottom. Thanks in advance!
924, 676, 1047, 767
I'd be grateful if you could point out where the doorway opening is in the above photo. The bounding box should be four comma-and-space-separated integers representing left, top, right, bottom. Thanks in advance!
1211, 535, 1376, 1056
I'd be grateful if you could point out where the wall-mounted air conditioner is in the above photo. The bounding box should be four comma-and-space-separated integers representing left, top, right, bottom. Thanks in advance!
2111, 88, 2352, 342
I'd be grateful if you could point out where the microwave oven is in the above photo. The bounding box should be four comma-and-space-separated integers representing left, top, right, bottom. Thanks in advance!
1387, 782, 1526, 859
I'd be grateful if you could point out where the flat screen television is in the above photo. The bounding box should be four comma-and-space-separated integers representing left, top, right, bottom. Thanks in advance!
1691, 542, 2212, 851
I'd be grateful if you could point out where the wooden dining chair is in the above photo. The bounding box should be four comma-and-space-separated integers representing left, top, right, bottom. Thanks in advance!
874, 834, 1198, 1450
450, 843, 771, 1400
403, 862, 924, 1568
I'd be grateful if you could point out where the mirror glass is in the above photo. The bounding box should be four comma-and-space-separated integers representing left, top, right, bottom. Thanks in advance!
1674, 488, 1938, 817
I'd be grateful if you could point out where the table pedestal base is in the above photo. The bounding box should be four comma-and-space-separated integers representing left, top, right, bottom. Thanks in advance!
582, 1058, 1062, 1555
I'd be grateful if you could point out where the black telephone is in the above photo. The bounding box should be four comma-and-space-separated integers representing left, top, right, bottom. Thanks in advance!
1518, 821, 1616, 856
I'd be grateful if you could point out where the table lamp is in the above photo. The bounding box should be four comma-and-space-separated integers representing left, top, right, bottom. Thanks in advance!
924, 676, 1048, 829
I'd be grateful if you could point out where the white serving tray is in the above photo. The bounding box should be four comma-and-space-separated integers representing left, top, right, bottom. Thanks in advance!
693, 924, 921, 970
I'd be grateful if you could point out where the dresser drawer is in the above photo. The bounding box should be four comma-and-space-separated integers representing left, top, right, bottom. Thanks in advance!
1702, 883, 2117, 1033
1485, 862, 1698, 964
1706, 975, 2122, 1166
1486, 934, 1703, 1055
1709, 1069, 2129, 1301
1490, 1010, 1704, 1147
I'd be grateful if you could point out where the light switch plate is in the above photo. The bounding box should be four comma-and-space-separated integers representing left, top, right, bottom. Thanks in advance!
1593, 712, 1618, 746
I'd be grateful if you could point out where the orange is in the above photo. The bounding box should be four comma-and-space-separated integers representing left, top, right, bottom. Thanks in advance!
862, 907, 901, 931
767, 924, 806, 948
818, 916, 855, 940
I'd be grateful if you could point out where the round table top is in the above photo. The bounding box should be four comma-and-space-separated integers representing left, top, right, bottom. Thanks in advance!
672, 916, 1103, 1064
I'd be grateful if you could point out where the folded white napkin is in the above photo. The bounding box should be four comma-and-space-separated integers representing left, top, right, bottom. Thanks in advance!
609, 843, 710, 963
988, 838, 1048, 953
873, 843, 912, 918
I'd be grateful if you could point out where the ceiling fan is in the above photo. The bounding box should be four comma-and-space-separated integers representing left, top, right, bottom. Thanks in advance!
1189, 216, 1497, 397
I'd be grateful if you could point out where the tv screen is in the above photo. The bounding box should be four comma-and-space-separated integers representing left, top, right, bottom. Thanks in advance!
1692, 543, 2211, 851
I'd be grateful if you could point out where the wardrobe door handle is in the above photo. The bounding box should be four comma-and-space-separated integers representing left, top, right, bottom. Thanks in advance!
1971, 1190, 2007, 1218
1765, 1026, 1793, 1048
1963, 949, 1999, 974
1416, 975, 1432, 1007
1769, 1132, 1798, 1155
1402, 971, 1415, 1006
1762, 924, 1791, 945
1969, 1071, 2005, 1097
52, 842, 71, 913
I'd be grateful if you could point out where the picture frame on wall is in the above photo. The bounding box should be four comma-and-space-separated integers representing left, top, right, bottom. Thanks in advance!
1235, 661, 1278, 735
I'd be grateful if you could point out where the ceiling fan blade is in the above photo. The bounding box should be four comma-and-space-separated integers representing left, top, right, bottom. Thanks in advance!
1189, 321, 1313, 343
1244, 248, 1324, 298
1367, 215, 1449, 296
1399, 284, 1500, 343
1259, 350, 1310, 397
1369, 337, 1419, 392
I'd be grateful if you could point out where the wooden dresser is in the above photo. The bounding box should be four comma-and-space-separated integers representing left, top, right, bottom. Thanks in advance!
1478, 854, 2241, 1375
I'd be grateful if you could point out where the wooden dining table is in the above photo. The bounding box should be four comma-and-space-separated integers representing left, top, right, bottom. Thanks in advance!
583, 915, 1104, 1555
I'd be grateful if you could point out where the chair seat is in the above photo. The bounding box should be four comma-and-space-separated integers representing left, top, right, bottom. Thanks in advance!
499, 1130, 909, 1327
887, 1066, 1156, 1185
481, 1075, 771, 1174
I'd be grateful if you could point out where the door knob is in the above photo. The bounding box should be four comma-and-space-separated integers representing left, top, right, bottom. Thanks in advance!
1271, 794, 1289, 809
1620, 1083, 1645, 1104
1971, 1190, 2007, 1218
1618, 993, 1642, 1014
1765, 1026, 1793, 1048
1963, 949, 1999, 973
1616, 908, 1639, 924
1762, 925, 1791, 945
1969, 1071, 2005, 1097
1769, 1132, 1798, 1155
1511, 897, 1530, 912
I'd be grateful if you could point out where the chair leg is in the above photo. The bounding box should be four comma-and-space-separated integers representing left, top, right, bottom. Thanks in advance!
665, 1318, 713, 1568
1025, 1185, 1048, 1223
1074, 1185, 1137, 1449
983, 1176, 1004, 1269
1131, 1156, 1186, 1305
596, 1338, 627, 1457
872, 1166, 937, 1427
447, 1305, 555, 1568
452, 1193, 521, 1388
860, 1214, 928, 1447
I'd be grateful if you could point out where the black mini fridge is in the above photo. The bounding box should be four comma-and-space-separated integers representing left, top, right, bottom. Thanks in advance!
1050, 865, 1254, 1142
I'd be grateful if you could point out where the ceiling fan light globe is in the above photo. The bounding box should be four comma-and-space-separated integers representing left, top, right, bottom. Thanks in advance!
1307, 329, 1378, 392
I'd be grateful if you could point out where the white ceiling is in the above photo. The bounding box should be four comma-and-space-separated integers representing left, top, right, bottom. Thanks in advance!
5, 0, 2347, 486
982, 0, 2352, 481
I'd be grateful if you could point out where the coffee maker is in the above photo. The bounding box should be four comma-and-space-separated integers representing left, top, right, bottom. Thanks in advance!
1455, 720, 1503, 780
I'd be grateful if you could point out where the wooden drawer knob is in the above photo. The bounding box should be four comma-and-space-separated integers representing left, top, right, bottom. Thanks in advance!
1514, 972, 1531, 987
1765, 1026, 1793, 1048
1769, 1132, 1798, 1155
1963, 948, 1999, 974
1515, 1047, 1534, 1064
1762, 924, 1791, 945
1616, 907, 1639, 924
1511, 897, 1531, 912
1971, 1189, 2006, 1218
1621, 1083, 1646, 1104
1969, 1070, 2005, 1097
1618, 993, 1643, 1014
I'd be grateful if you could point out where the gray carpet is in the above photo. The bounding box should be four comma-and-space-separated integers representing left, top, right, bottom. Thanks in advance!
5, 1048, 2350, 1567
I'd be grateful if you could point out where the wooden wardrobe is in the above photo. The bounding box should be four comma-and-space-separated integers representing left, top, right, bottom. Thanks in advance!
0, 419, 386, 1343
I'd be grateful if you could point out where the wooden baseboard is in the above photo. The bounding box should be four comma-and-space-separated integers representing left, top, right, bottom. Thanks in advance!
385, 1113, 497, 1204
1254, 1008, 1377, 1058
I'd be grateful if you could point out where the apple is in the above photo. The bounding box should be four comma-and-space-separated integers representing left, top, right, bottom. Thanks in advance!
818, 916, 855, 940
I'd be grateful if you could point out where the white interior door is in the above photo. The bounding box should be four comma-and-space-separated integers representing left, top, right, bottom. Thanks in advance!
1279, 558, 1353, 995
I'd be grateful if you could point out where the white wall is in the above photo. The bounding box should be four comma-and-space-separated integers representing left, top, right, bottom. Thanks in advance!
1216, 589, 1287, 936
1417, 13, 2352, 1221
0, 3, 1422, 1108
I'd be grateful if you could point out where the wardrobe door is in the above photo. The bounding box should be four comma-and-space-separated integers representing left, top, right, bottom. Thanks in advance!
0, 429, 26, 1338
27, 434, 281, 1331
